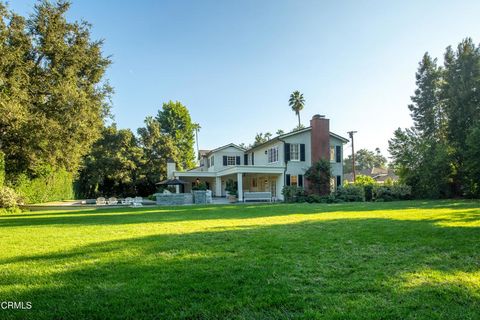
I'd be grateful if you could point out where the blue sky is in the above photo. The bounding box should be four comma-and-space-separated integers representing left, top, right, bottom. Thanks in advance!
9, 0, 480, 158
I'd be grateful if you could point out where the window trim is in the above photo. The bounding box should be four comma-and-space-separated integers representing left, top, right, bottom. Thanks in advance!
290, 144, 300, 162
226, 156, 236, 166
330, 146, 336, 163
267, 146, 279, 164
290, 175, 298, 186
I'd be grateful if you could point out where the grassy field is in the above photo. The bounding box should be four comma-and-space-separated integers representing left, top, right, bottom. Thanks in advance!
0, 200, 479, 319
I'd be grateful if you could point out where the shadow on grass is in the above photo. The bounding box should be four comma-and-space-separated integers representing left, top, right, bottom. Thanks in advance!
1, 215, 479, 319
1, 200, 479, 229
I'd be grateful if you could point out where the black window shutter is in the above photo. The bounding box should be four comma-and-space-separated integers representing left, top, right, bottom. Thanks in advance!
336, 175, 341, 187
298, 174, 303, 187
236, 156, 241, 165
252, 153, 255, 165
286, 174, 291, 186
223, 156, 227, 166
285, 143, 291, 161
336, 146, 342, 163
300, 144, 306, 161
244, 154, 248, 165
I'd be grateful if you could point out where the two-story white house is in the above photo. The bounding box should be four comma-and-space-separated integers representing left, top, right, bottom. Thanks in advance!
167, 115, 348, 201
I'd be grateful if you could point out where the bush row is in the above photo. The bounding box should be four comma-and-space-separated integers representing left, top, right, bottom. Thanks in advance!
12, 169, 74, 204
282, 183, 411, 204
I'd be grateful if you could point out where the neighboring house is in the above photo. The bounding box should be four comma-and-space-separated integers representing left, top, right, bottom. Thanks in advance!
343, 167, 399, 184
167, 115, 348, 201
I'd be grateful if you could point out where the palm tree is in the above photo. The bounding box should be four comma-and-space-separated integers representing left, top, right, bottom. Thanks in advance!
192, 123, 201, 157
289, 91, 305, 128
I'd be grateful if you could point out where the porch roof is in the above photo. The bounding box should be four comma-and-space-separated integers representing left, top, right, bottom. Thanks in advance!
174, 165, 285, 178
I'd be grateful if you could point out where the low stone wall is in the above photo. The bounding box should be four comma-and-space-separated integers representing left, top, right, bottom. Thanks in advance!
154, 193, 193, 206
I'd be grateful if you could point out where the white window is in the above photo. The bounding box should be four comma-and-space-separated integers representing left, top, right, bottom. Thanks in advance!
209, 156, 214, 167
267, 146, 279, 163
290, 175, 298, 186
290, 144, 300, 161
330, 146, 335, 162
227, 156, 236, 166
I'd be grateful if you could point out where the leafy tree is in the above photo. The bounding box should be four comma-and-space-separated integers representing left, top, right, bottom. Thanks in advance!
276, 129, 285, 135
0, 1, 111, 200
76, 125, 143, 198
289, 91, 305, 128
253, 132, 272, 146
156, 101, 195, 171
137, 116, 181, 195
343, 148, 387, 173
305, 159, 331, 195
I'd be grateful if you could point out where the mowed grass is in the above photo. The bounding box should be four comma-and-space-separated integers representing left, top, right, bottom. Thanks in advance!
0, 200, 479, 319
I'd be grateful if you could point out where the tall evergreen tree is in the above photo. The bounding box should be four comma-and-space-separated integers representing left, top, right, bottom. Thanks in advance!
408, 53, 443, 139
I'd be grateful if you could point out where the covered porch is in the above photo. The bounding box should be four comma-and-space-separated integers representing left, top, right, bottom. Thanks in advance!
174, 166, 285, 202
215, 166, 285, 202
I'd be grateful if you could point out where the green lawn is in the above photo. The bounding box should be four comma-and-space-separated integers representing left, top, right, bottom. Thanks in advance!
1, 200, 479, 319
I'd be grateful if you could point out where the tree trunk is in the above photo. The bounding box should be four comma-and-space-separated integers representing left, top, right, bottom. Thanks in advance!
297, 113, 301, 127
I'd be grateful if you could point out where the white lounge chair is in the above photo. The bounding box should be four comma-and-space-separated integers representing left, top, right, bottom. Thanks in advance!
107, 197, 118, 205
96, 197, 106, 205
132, 196, 143, 207
122, 197, 133, 205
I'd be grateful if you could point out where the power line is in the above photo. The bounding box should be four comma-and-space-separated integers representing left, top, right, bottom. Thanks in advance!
347, 131, 357, 183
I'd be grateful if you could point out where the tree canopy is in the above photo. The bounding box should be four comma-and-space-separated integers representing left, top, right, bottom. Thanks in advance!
389, 38, 480, 198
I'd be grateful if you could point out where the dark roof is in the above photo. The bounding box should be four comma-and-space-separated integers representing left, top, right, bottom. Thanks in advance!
343, 168, 398, 183
246, 127, 349, 152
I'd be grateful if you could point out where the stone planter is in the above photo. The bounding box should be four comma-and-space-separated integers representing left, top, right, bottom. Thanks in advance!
193, 190, 207, 204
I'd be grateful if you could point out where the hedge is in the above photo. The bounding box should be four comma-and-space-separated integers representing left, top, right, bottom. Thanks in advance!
13, 169, 74, 204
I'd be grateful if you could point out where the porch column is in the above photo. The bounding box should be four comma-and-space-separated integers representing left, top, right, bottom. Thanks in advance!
237, 173, 243, 202
215, 177, 222, 197
175, 185, 180, 194
276, 173, 284, 201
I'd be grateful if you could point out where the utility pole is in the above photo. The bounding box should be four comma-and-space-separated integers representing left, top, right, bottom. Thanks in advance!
347, 131, 357, 183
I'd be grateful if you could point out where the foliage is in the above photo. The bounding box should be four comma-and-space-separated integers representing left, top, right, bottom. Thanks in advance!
305, 159, 331, 195
282, 186, 307, 203
192, 182, 207, 191
465, 122, 480, 197
76, 125, 144, 198
253, 132, 272, 147
289, 90, 305, 127
354, 175, 376, 186
225, 179, 238, 197
0, 1, 112, 180
334, 185, 365, 202
343, 148, 387, 174
13, 168, 74, 204
353, 175, 376, 201
373, 184, 412, 202
0, 185, 19, 208
0, 151, 4, 186
0, 1, 111, 202
155, 101, 196, 171
389, 39, 480, 198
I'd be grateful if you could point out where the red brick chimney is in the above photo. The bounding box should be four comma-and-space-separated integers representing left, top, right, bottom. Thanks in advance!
310, 114, 330, 164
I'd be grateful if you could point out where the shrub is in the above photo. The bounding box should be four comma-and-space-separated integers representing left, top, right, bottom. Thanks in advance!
354, 175, 376, 201
13, 169, 74, 204
282, 186, 307, 203
0, 186, 20, 209
334, 185, 365, 202
374, 184, 412, 201
305, 159, 331, 195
